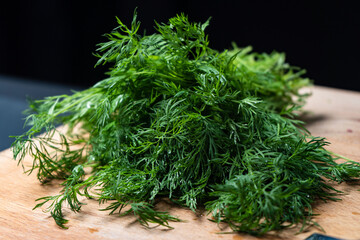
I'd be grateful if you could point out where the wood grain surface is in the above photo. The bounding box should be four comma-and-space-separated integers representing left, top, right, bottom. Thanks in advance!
1, 86, 360, 240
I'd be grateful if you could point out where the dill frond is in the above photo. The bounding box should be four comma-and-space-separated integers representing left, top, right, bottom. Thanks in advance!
12, 10, 360, 235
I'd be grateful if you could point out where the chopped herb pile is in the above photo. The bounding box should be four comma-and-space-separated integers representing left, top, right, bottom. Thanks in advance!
12, 11, 360, 235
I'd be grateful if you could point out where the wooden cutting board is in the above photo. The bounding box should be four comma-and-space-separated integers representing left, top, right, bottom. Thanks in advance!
1, 86, 360, 240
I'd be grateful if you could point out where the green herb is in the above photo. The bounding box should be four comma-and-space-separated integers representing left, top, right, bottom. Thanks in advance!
12, 11, 360, 235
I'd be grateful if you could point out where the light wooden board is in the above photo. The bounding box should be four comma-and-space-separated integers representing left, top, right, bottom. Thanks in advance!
1, 86, 360, 240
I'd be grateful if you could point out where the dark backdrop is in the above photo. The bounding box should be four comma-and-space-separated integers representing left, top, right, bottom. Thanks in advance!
1, 1, 360, 91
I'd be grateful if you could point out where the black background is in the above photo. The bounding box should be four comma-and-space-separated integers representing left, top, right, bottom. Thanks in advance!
1, 1, 360, 91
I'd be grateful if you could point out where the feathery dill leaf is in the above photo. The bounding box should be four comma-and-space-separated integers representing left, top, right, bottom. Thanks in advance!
12, 10, 360, 235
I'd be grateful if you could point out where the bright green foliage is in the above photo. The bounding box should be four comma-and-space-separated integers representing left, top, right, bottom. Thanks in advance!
12, 11, 360, 235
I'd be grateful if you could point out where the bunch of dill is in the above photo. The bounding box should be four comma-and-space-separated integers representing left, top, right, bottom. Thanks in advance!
12, 11, 360, 235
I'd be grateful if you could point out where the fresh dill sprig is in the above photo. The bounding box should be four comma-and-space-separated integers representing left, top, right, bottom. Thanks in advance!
11, 10, 360, 235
